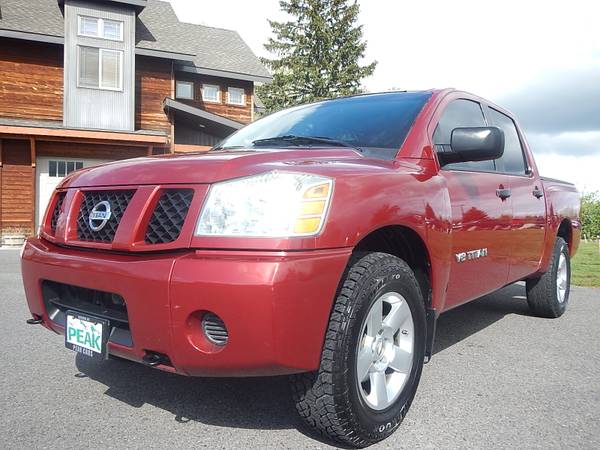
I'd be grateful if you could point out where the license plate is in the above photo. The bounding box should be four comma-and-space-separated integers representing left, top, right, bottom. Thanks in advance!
64, 311, 109, 359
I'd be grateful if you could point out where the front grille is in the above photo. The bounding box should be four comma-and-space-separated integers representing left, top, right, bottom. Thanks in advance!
50, 192, 66, 233
145, 189, 194, 244
41, 280, 132, 347
77, 190, 134, 242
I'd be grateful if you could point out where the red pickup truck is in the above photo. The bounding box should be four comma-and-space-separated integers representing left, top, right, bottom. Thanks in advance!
22, 89, 581, 447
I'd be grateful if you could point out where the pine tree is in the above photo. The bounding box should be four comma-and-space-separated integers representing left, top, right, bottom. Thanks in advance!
257, 0, 376, 113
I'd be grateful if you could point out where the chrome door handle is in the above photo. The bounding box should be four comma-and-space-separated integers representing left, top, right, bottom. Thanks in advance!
533, 187, 544, 199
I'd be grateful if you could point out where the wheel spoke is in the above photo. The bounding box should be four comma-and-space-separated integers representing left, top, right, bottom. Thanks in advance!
366, 298, 383, 337
558, 256, 566, 272
369, 371, 388, 407
388, 345, 412, 373
383, 299, 410, 333
357, 344, 374, 382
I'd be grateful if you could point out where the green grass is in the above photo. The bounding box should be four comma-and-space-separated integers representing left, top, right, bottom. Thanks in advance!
572, 241, 600, 287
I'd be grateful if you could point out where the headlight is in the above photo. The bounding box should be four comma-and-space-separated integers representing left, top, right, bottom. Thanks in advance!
196, 171, 333, 237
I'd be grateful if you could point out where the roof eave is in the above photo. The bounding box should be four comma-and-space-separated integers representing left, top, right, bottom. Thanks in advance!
135, 47, 195, 63
0, 29, 64, 45
163, 98, 245, 131
176, 64, 272, 84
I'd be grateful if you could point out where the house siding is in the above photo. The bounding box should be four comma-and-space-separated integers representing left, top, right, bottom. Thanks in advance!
0, 139, 34, 236
135, 56, 172, 134
0, 39, 63, 122
37, 141, 149, 160
175, 73, 253, 124
63, 0, 136, 131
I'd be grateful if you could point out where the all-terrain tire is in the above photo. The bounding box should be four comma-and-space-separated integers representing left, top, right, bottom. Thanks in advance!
289, 252, 426, 448
526, 237, 571, 318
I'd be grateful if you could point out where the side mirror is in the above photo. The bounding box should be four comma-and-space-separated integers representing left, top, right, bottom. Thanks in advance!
437, 126, 504, 166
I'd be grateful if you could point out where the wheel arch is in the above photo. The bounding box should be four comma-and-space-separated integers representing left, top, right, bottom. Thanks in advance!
353, 225, 432, 309
557, 218, 573, 253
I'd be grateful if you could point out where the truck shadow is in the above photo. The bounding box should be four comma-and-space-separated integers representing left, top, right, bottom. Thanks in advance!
74, 282, 535, 435
433, 282, 532, 355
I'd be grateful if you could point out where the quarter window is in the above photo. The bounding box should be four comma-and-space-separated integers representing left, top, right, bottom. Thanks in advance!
202, 84, 220, 103
433, 99, 495, 172
49, 160, 84, 178
78, 46, 122, 90
227, 87, 245, 105
176, 81, 194, 99
486, 107, 528, 175
78, 16, 123, 41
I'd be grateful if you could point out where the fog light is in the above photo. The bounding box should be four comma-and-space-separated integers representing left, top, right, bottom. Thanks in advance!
201, 312, 228, 346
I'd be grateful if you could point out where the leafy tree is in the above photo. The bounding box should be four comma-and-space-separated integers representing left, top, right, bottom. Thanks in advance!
581, 191, 600, 240
257, 0, 376, 112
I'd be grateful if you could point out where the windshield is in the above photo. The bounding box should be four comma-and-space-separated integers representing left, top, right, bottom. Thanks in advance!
215, 91, 432, 160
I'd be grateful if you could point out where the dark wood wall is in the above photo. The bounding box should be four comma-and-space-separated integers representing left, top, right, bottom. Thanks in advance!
37, 141, 149, 159
135, 56, 173, 134
0, 139, 34, 236
175, 73, 253, 124
0, 38, 64, 122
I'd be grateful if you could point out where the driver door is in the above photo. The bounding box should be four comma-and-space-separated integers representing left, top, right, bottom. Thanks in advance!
434, 99, 512, 308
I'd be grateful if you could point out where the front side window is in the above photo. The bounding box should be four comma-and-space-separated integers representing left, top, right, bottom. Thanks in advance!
78, 16, 123, 41
78, 46, 122, 90
227, 87, 245, 105
215, 92, 432, 160
49, 160, 84, 178
202, 84, 220, 103
486, 107, 528, 175
176, 81, 194, 99
433, 99, 495, 172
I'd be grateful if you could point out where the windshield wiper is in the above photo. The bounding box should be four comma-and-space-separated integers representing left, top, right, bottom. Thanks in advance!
210, 144, 246, 151
251, 135, 363, 153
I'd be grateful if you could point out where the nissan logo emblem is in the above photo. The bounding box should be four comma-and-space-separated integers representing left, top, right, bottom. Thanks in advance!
88, 201, 112, 231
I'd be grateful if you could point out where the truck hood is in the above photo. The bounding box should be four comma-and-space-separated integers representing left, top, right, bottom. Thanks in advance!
60, 148, 392, 188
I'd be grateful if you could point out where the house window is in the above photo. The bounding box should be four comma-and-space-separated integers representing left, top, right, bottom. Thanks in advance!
49, 160, 84, 178
78, 16, 123, 41
78, 46, 123, 91
227, 87, 245, 106
176, 81, 194, 99
202, 84, 220, 103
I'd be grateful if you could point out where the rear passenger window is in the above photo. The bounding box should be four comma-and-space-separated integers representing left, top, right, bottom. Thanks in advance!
433, 99, 495, 172
486, 107, 527, 175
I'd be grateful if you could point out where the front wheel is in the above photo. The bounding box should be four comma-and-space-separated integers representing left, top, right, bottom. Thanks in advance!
290, 252, 426, 448
526, 237, 571, 318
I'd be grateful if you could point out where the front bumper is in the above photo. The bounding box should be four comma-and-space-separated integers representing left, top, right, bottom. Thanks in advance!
21, 238, 351, 376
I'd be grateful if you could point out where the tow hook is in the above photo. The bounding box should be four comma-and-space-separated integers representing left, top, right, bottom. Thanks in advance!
26, 316, 43, 325
142, 352, 170, 367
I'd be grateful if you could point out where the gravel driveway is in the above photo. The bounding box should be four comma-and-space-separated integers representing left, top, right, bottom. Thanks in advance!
1, 249, 598, 449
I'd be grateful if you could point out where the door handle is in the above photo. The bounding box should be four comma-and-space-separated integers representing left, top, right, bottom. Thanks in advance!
496, 188, 511, 200
533, 187, 544, 199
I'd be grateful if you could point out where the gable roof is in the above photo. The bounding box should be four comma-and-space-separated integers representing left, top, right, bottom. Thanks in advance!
0, 0, 64, 38
0, 0, 270, 80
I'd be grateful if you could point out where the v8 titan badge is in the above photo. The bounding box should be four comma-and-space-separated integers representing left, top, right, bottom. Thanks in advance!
65, 311, 109, 359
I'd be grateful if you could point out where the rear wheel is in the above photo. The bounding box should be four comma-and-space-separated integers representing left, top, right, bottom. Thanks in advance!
290, 252, 426, 448
526, 237, 570, 318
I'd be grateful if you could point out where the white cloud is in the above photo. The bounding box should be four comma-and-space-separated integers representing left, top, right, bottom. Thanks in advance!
534, 152, 600, 193
167, 0, 600, 192
526, 131, 600, 157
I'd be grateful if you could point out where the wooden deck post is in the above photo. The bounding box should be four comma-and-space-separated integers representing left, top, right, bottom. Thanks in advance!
0, 139, 3, 237
30, 137, 36, 236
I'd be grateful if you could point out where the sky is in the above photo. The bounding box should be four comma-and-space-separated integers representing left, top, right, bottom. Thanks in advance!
168, 0, 600, 193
